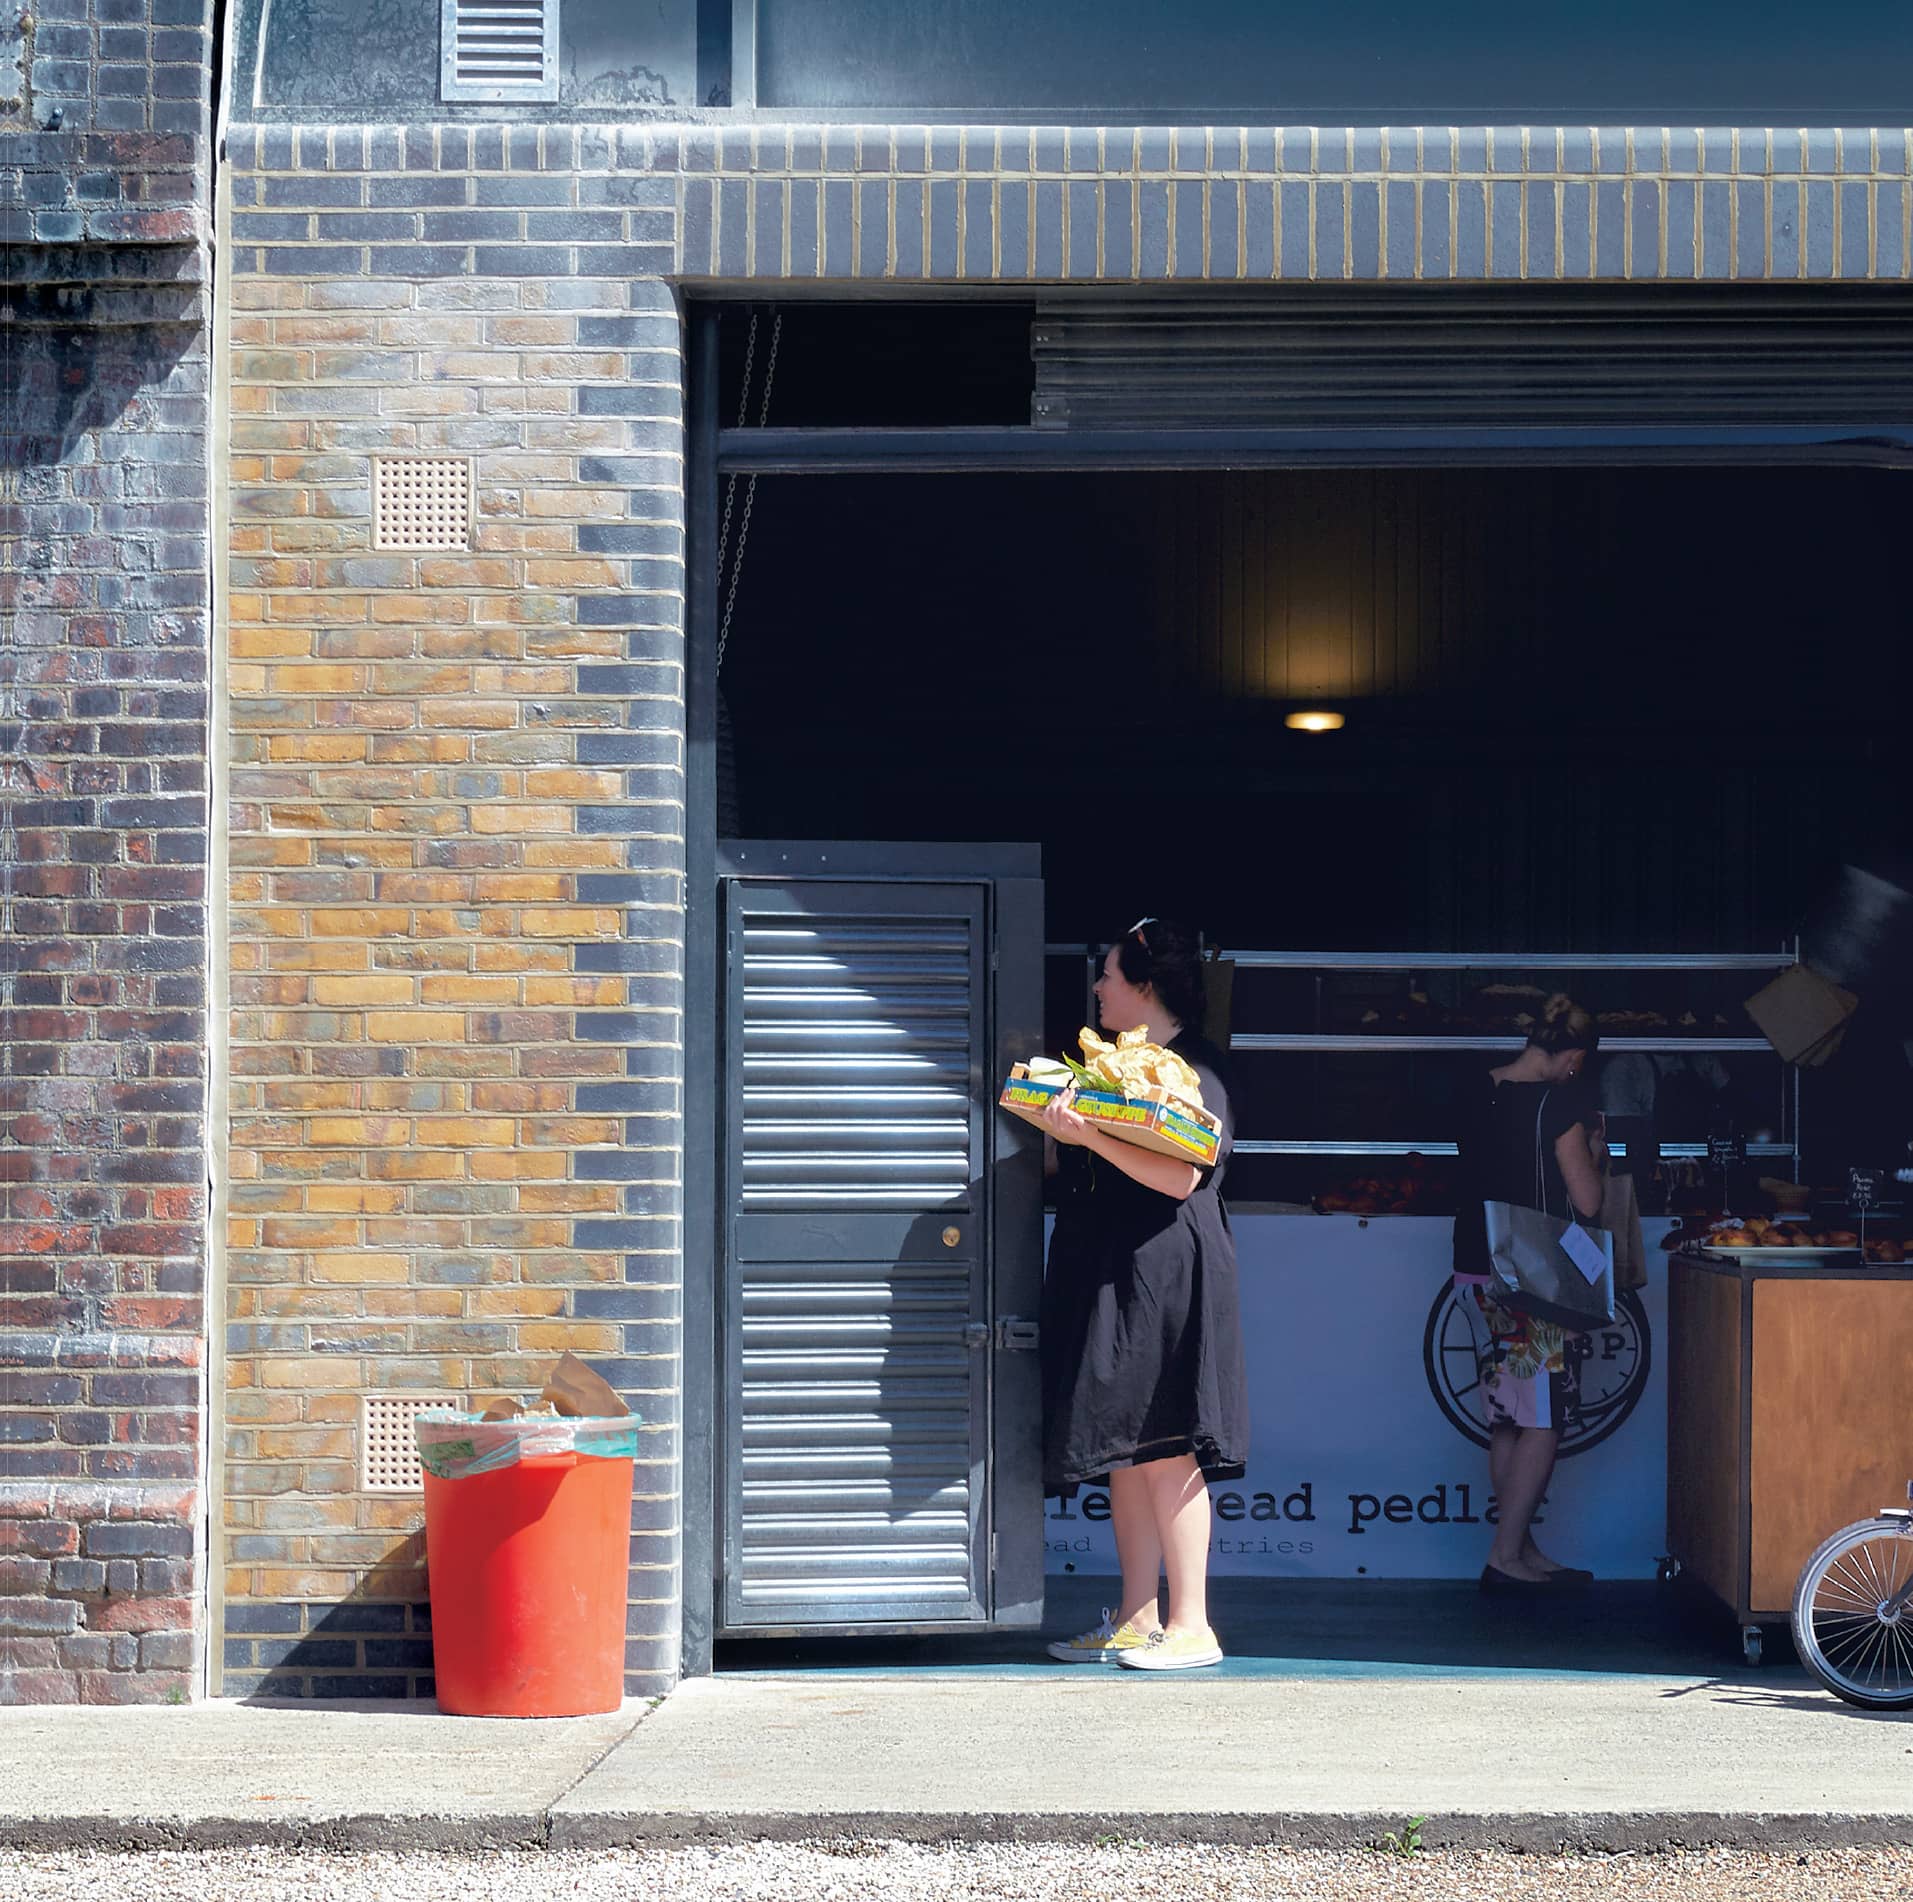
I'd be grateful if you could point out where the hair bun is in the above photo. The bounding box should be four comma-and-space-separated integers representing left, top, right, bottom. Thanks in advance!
1542, 992, 1575, 1024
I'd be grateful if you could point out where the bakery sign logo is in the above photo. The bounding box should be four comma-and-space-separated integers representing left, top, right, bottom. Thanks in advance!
1421, 1285, 1652, 1457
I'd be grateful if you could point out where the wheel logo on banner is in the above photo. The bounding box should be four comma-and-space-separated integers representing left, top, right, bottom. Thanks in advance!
1421, 1285, 1652, 1457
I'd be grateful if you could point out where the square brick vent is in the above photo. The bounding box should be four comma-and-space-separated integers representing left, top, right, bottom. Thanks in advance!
372, 456, 473, 550
360, 1393, 447, 1493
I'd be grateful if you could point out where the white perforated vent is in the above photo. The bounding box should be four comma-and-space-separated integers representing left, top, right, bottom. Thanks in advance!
360, 1393, 445, 1494
372, 457, 472, 551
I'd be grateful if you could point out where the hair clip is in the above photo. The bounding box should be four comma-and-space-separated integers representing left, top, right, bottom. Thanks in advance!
1127, 915, 1157, 951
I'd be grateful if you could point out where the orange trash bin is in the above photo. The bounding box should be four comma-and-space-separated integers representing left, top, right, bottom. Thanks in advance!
419, 1427, 637, 1718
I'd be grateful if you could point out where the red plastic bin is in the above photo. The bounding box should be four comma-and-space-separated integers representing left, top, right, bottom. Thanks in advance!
421, 1448, 634, 1717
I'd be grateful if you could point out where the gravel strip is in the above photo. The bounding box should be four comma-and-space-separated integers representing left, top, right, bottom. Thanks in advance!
7, 1844, 1913, 1901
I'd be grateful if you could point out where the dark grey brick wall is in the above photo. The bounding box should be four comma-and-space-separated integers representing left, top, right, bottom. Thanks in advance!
1, 14, 211, 1708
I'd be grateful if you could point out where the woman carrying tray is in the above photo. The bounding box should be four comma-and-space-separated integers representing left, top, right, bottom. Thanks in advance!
1039, 918, 1248, 1672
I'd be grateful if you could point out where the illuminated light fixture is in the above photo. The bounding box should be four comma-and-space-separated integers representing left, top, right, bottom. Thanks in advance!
1284, 709, 1346, 733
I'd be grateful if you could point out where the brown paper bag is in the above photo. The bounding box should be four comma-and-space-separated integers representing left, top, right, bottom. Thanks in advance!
539, 1351, 630, 1419
1600, 1167, 1648, 1291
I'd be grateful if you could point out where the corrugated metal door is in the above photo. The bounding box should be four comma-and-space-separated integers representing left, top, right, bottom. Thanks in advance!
718, 869, 1043, 1633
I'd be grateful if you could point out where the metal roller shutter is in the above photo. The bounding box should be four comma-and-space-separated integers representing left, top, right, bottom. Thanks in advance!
1031, 285, 1913, 430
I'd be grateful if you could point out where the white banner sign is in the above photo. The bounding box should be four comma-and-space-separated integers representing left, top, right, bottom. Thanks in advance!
1044, 1213, 1670, 1580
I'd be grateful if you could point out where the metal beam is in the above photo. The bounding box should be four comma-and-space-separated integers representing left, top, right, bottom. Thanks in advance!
716, 423, 1913, 475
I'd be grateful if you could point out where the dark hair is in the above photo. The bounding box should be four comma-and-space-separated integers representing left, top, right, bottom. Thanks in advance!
1526, 993, 1600, 1056
1114, 917, 1209, 1031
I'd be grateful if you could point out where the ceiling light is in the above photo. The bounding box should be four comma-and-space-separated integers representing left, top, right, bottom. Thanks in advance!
1284, 710, 1346, 733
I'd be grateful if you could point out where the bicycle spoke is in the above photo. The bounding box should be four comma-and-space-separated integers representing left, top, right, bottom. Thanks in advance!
1816, 1569, 1876, 1611
1833, 1548, 1884, 1605
1820, 1608, 1884, 1668
1820, 1618, 1880, 1672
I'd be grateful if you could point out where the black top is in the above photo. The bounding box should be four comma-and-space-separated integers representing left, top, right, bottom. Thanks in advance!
1038, 1030, 1250, 1495
1451, 1072, 1600, 1278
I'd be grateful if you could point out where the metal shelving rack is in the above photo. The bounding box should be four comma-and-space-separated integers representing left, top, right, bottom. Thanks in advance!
1045, 945, 1800, 1168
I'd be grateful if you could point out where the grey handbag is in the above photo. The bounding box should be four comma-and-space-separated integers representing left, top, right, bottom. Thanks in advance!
1483, 1090, 1616, 1330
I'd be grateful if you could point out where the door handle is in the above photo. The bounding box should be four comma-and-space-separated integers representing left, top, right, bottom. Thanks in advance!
995, 1317, 1040, 1352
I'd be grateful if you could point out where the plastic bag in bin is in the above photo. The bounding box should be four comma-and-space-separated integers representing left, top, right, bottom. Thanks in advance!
414, 1351, 640, 1480
414, 1409, 641, 1480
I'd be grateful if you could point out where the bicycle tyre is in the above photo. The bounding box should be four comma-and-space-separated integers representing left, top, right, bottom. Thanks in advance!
1791, 1516, 1913, 1710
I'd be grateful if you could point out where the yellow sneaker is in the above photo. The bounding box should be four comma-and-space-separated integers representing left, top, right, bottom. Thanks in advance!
1116, 1624, 1224, 1671
1044, 1610, 1153, 1663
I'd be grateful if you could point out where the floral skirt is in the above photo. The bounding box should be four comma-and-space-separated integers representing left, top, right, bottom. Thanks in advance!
1465, 1285, 1582, 1433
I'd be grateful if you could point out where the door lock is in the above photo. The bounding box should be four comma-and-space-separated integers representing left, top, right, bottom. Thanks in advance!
941, 1226, 962, 1248
995, 1317, 1040, 1352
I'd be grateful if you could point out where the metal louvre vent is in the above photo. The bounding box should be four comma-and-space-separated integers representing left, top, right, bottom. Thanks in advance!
1032, 285, 1913, 429
440, 0, 559, 102
737, 918, 976, 1210
373, 457, 472, 550
360, 1394, 445, 1494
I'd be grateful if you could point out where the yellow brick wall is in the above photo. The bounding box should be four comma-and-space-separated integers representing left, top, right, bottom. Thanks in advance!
219, 239, 685, 1692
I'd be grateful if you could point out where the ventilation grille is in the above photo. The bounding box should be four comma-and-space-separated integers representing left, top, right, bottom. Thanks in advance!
373, 457, 472, 551
440, 0, 559, 102
360, 1394, 446, 1493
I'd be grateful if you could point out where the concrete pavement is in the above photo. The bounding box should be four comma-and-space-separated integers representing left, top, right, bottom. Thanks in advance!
5, 1662, 1913, 1853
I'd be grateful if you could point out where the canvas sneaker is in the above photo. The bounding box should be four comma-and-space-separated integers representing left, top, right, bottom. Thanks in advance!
1116, 1624, 1224, 1671
1044, 1610, 1154, 1663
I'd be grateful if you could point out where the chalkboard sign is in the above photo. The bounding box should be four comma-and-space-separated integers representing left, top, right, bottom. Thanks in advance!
1849, 1167, 1882, 1212
1709, 1132, 1746, 1171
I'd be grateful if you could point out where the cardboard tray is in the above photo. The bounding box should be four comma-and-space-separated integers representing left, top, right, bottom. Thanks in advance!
998, 1067, 1221, 1168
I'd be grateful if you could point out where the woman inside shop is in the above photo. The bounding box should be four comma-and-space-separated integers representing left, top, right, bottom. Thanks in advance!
1453, 996, 1606, 1593
1038, 918, 1249, 1671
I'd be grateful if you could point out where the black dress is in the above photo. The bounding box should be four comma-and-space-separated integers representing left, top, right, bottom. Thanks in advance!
1039, 1031, 1250, 1496
1451, 1073, 1602, 1280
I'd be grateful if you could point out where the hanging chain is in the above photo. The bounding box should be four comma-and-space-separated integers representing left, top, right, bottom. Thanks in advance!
716, 308, 782, 679
713, 310, 759, 591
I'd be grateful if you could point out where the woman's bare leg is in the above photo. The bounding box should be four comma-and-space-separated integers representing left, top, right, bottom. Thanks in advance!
1106, 1465, 1163, 1632
1486, 1425, 1560, 1578
1142, 1454, 1213, 1635
1490, 1411, 1571, 1573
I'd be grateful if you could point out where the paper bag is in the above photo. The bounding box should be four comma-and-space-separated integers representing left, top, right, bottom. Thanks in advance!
1744, 964, 1857, 1066
1600, 1167, 1648, 1292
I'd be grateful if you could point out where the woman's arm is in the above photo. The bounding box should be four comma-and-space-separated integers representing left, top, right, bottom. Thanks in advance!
1554, 1124, 1604, 1222
1040, 1091, 1202, 1201
1080, 1125, 1203, 1200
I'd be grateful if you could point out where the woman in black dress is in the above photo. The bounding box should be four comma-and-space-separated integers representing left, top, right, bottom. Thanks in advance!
1451, 995, 1606, 1593
1039, 919, 1248, 1672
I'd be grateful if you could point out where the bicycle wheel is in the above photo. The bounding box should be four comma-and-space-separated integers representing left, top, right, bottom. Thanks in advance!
1791, 1516, 1913, 1710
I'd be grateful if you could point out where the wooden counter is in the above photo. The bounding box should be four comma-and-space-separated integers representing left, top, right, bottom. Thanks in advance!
1668, 1253, 1913, 1645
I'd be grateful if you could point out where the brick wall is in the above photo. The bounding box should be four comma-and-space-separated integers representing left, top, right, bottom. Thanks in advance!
2, 7, 211, 1708
4, 0, 208, 137
214, 111, 1913, 1703
219, 124, 685, 1699
2, 100, 212, 1701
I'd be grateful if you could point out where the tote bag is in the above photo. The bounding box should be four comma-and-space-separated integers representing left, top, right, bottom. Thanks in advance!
1483, 1090, 1616, 1330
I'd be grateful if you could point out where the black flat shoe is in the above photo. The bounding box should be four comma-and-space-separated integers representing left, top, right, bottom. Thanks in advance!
1479, 1564, 1555, 1595
1544, 1565, 1595, 1588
